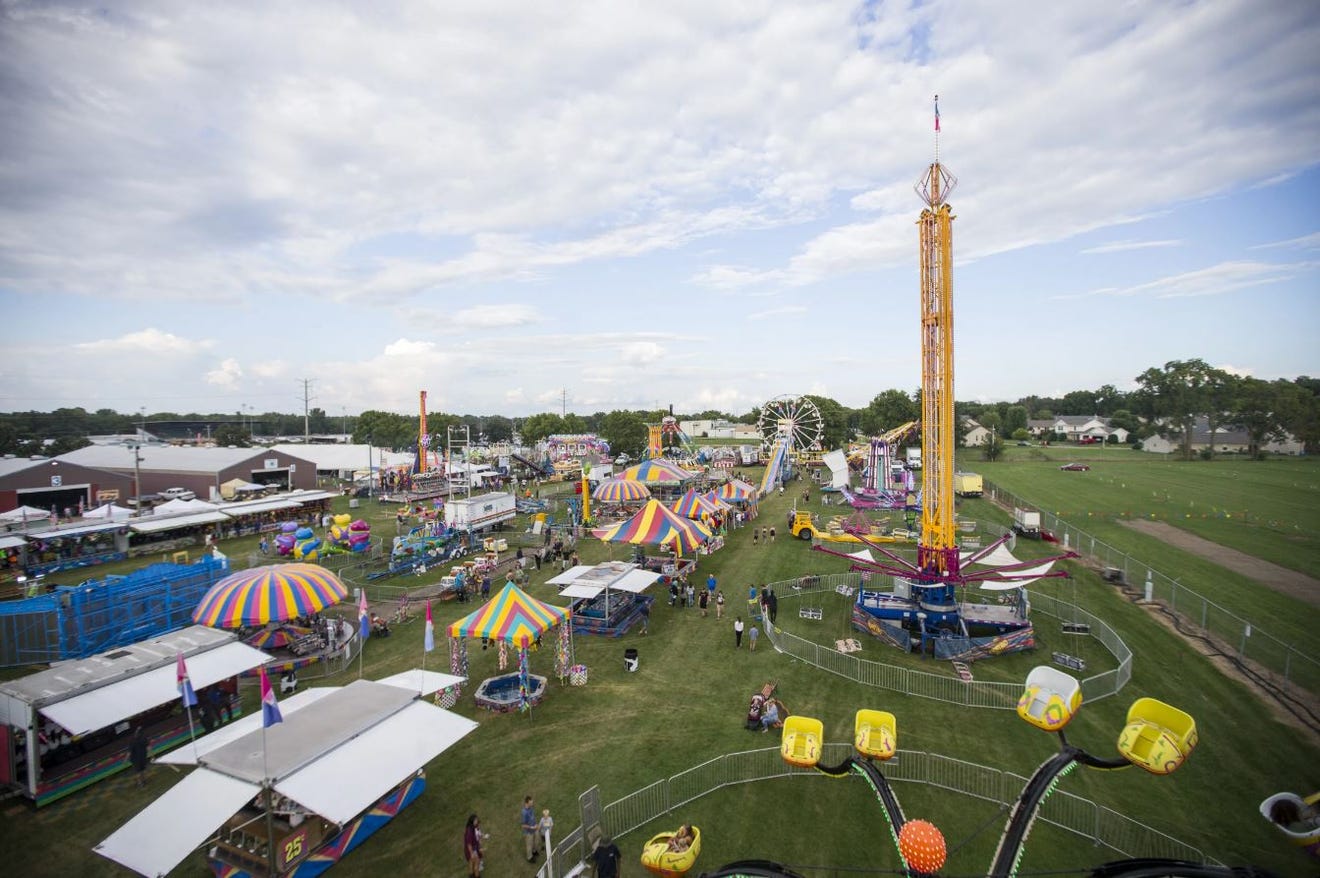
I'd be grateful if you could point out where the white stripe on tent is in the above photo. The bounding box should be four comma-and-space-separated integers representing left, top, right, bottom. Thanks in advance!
94, 768, 259, 878
156, 688, 334, 766
39, 642, 270, 737
273, 701, 477, 825
128, 511, 231, 534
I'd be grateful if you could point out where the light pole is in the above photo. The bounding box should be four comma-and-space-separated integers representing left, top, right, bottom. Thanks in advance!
128, 443, 143, 515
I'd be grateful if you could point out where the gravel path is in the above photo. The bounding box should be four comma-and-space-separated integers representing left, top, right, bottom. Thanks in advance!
1120, 519, 1320, 607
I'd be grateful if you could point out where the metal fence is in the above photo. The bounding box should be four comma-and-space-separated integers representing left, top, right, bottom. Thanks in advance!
760, 573, 1132, 709
540, 744, 1216, 874
985, 480, 1320, 695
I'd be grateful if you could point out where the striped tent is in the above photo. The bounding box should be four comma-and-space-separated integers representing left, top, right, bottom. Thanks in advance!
670, 489, 720, 520
592, 478, 652, 503
618, 459, 694, 485
594, 499, 712, 554
716, 479, 757, 502
447, 582, 569, 647
193, 564, 348, 627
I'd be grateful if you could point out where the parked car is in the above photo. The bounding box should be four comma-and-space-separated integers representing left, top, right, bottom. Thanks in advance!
1059, 463, 1090, 472
160, 487, 196, 501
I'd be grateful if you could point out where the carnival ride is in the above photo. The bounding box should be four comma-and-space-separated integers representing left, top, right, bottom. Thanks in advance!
1259, 791, 1320, 858
757, 395, 824, 458
861, 420, 919, 495
701, 657, 1203, 878
811, 107, 1077, 662
646, 414, 699, 461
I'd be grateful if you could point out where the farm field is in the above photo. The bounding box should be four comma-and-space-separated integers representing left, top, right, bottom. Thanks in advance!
2, 467, 1319, 877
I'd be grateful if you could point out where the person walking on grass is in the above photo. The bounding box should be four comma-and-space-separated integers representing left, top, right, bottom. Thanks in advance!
734, 616, 744, 648
639, 600, 650, 634
749, 623, 759, 651
698, 588, 709, 617
521, 795, 540, 862
716, 589, 725, 619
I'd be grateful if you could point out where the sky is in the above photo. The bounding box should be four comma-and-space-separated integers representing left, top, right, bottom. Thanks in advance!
1, 1, 1318, 420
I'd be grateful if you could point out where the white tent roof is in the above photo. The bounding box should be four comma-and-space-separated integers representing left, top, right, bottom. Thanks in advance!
38, 641, 270, 736
0, 535, 26, 550
26, 521, 127, 540
156, 687, 334, 766
129, 511, 231, 534
559, 583, 604, 599
0, 505, 52, 521
154, 498, 220, 515
376, 669, 466, 696
81, 504, 133, 520
94, 768, 260, 878
614, 569, 662, 593
545, 565, 595, 585
274, 700, 477, 824
217, 498, 300, 516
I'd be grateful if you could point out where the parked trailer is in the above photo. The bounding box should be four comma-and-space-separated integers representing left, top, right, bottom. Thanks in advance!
443, 492, 516, 532
953, 472, 983, 497
1013, 507, 1042, 538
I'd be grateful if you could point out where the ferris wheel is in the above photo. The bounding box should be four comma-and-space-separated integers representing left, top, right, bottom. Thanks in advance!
757, 395, 824, 454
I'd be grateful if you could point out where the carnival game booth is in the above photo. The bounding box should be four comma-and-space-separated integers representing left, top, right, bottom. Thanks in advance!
0, 625, 268, 806
593, 499, 711, 585
447, 583, 573, 714
95, 673, 476, 878
548, 561, 660, 637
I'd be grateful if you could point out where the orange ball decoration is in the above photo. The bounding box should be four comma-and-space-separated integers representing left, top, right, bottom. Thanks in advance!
898, 819, 947, 874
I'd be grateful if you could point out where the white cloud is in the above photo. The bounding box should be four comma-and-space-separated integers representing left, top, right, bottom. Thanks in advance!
73, 328, 207, 355
1251, 232, 1320, 251
747, 305, 808, 321
205, 358, 243, 389
1079, 260, 1308, 299
451, 304, 540, 330
1081, 239, 1182, 255
620, 342, 665, 366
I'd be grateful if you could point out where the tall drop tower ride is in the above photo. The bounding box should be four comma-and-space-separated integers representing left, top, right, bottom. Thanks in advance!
916, 96, 959, 578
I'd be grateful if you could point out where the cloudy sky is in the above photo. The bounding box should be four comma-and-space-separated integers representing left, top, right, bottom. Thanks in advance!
2, 1, 1318, 420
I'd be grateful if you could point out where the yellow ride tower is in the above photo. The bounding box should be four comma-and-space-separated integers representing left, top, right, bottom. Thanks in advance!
915, 98, 959, 576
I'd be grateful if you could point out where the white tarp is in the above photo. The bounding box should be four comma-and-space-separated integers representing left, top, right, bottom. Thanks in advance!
129, 511, 231, 534
978, 561, 1058, 591
154, 498, 220, 515
558, 583, 604, 599
822, 449, 849, 489
156, 688, 334, 766
613, 569, 661, 593
39, 642, 270, 736
846, 548, 875, 563
545, 565, 594, 585
81, 504, 133, 520
218, 498, 300, 516
94, 768, 259, 877
274, 701, 477, 824
376, 669, 466, 696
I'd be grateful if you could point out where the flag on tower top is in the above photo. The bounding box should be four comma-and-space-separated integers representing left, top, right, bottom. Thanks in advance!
934, 95, 940, 132
259, 666, 283, 727
176, 653, 197, 708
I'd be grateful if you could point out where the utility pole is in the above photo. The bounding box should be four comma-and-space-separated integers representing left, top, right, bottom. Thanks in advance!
299, 378, 315, 443
561, 388, 567, 418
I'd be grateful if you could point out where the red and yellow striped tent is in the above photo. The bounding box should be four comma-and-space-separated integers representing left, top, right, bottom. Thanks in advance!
594, 499, 713, 554
447, 582, 569, 647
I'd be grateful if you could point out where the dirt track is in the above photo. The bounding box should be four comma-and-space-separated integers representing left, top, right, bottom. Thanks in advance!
1120, 519, 1320, 607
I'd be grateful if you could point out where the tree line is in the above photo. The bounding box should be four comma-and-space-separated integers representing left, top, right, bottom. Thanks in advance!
2, 359, 1315, 461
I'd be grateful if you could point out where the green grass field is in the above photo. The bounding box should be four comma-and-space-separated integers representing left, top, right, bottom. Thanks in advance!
3, 464, 1319, 877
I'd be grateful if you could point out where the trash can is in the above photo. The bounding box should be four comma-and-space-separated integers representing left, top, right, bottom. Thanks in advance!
623, 648, 639, 673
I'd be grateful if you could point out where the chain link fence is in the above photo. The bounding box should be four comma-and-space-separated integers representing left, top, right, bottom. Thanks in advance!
985, 480, 1320, 696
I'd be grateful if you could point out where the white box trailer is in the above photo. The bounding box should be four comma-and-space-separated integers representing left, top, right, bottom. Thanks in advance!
444, 492, 516, 531
1013, 507, 1041, 538
904, 446, 922, 469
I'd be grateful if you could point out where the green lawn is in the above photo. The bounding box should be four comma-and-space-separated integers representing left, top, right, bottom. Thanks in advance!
3, 471, 1319, 877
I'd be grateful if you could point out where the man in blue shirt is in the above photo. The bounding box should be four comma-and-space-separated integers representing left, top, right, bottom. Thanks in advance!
521, 795, 539, 861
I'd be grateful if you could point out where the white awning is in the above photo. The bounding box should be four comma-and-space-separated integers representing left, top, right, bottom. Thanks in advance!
129, 511, 231, 534
545, 565, 594, 585
274, 701, 477, 824
26, 521, 125, 539
613, 569, 661, 593
39, 642, 270, 736
978, 562, 1058, 591
157, 688, 334, 766
286, 490, 337, 503
559, 583, 604, 599
0, 535, 26, 550
376, 669, 466, 696
219, 499, 301, 515
94, 768, 260, 877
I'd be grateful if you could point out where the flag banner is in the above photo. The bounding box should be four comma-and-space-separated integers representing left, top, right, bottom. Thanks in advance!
259, 666, 283, 727
424, 600, 435, 653
359, 589, 370, 641
176, 653, 198, 708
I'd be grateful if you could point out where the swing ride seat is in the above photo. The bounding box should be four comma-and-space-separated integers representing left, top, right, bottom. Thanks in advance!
1258, 791, 1320, 856
1116, 697, 1198, 775
854, 709, 897, 760
640, 825, 702, 877
780, 715, 823, 768
1016, 665, 1082, 732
